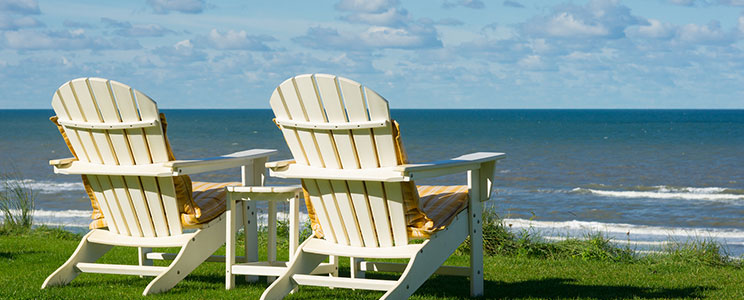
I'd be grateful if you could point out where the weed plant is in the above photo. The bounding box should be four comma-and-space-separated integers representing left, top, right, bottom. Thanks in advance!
0, 172, 36, 234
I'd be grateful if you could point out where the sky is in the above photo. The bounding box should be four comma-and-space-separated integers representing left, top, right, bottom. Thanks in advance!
0, 0, 743, 109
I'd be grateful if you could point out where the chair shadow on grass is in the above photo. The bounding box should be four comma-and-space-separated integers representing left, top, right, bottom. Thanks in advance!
414, 276, 712, 299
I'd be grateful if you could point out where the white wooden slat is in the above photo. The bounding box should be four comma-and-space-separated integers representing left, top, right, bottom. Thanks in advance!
124, 176, 156, 237
69, 79, 118, 165
156, 178, 182, 235
97, 175, 131, 236
279, 79, 324, 167
303, 180, 337, 243
110, 82, 151, 165
58, 82, 102, 164
85, 175, 119, 234
134, 90, 169, 163
88, 78, 135, 166
347, 181, 378, 247
338, 78, 379, 169
365, 181, 393, 247
270, 89, 308, 165
330, 180, 363, 247
316, 180, 349, 246
364, 87, 397, 168
383, 182, 408, 246
295, 75, 342, 169
110, 176, 143, 237
52, 92, 90, 162
141, 177, 169, 237
314, 74, 359, 169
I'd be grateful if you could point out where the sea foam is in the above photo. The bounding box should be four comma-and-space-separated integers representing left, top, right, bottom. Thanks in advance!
571, 185, 744, 202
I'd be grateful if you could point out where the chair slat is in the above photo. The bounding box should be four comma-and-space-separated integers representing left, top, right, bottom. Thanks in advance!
85, 175, 119, 234
141, 177, 170, 236
338, 78, 378, 169
295, 75, 342, 169
97, 175, 131, 236
279, 79, 324, 167
317, 180, 350, 245
330, 180, 363, 246
52, 92, 90, 162
314, 74, 359, 169
157, 177, 182, 235
88, 78, 135, 166
134, 90, 169, 163
70, 79, 118, 165
365, 88, 397, 168
110, 176, 143, 237
365, 181, 393, 247
347, 181, 378, 247
383, 182, 408, 246
124, 176, 156, 237
58, 83, 102, 164
304, 179, 337, 243
110, 82, 151, 165
270, 89, 309, 165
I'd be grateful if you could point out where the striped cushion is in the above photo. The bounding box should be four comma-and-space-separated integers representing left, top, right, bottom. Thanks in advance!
302, 120, 469, 240
181, 181, 240, 226
409, 185, 469, 239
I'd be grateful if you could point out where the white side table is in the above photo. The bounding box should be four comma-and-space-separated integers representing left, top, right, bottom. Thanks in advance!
225, 185, 302, 288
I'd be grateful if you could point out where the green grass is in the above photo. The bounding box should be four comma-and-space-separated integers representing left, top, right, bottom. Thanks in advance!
1, 226, 743, 299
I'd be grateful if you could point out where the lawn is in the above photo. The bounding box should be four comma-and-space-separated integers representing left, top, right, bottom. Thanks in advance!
1, 228, 743, 299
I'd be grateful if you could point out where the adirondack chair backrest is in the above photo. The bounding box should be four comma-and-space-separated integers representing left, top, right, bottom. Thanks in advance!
52, 78, 184, 237
270, 74, 411, 248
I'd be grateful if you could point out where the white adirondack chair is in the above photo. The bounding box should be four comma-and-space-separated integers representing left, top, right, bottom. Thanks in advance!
40, 78, 276, 295
260, 74, 505, 299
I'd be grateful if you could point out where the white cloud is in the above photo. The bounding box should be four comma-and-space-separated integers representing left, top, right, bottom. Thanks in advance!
503, 1, 524, 8
0, 14, 43, 30
199, 29, 275, 50
342, 7, 410, 27
443, 0, 486, 9
293, 25, 441, 50
717, 0, 744, 6
147, 0, 207, 14
739, 15, 744, 33
0, 0, 40, 15
152, 39, 207, 63
522, 0, 645, 39
626, 19, 675, 39
335, 0, 398, 13
3, 29, 140, 50
101, 18, 175, 37
676, 21, 731, 44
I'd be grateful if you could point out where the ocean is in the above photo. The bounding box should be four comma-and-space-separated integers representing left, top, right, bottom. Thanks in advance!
1, 109, 743, 256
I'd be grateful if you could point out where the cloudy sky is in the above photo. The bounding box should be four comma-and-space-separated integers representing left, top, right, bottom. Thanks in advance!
1, 0, 743, 109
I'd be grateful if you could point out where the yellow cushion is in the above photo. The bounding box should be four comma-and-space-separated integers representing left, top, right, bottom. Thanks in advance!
50, 114, 228, 230
182, 181, 239, 226
303, 120, 468, 239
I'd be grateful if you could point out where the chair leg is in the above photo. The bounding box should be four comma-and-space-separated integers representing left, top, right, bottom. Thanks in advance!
469, 200, 484, 297
143, 220, 225, 295
41, 231, 113, 289
260, 239, 328, 300
381, 230, 467, 299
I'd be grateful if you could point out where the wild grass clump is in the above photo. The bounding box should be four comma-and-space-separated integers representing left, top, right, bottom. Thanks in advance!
654, 238, 737, 267
457, 207, 634, 262
0, 172, 36, 234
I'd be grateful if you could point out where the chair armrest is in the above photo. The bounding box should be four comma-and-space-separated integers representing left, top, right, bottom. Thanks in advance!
50, 149, 277, 177
49, 157, 77, 168
399, 152, 505, 202
168, 149, 277, 175
265, 159, 295, 170
396, 152, 505, 180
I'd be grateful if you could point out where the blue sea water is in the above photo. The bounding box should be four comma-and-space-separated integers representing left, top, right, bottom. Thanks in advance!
1, 109, 743, 255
